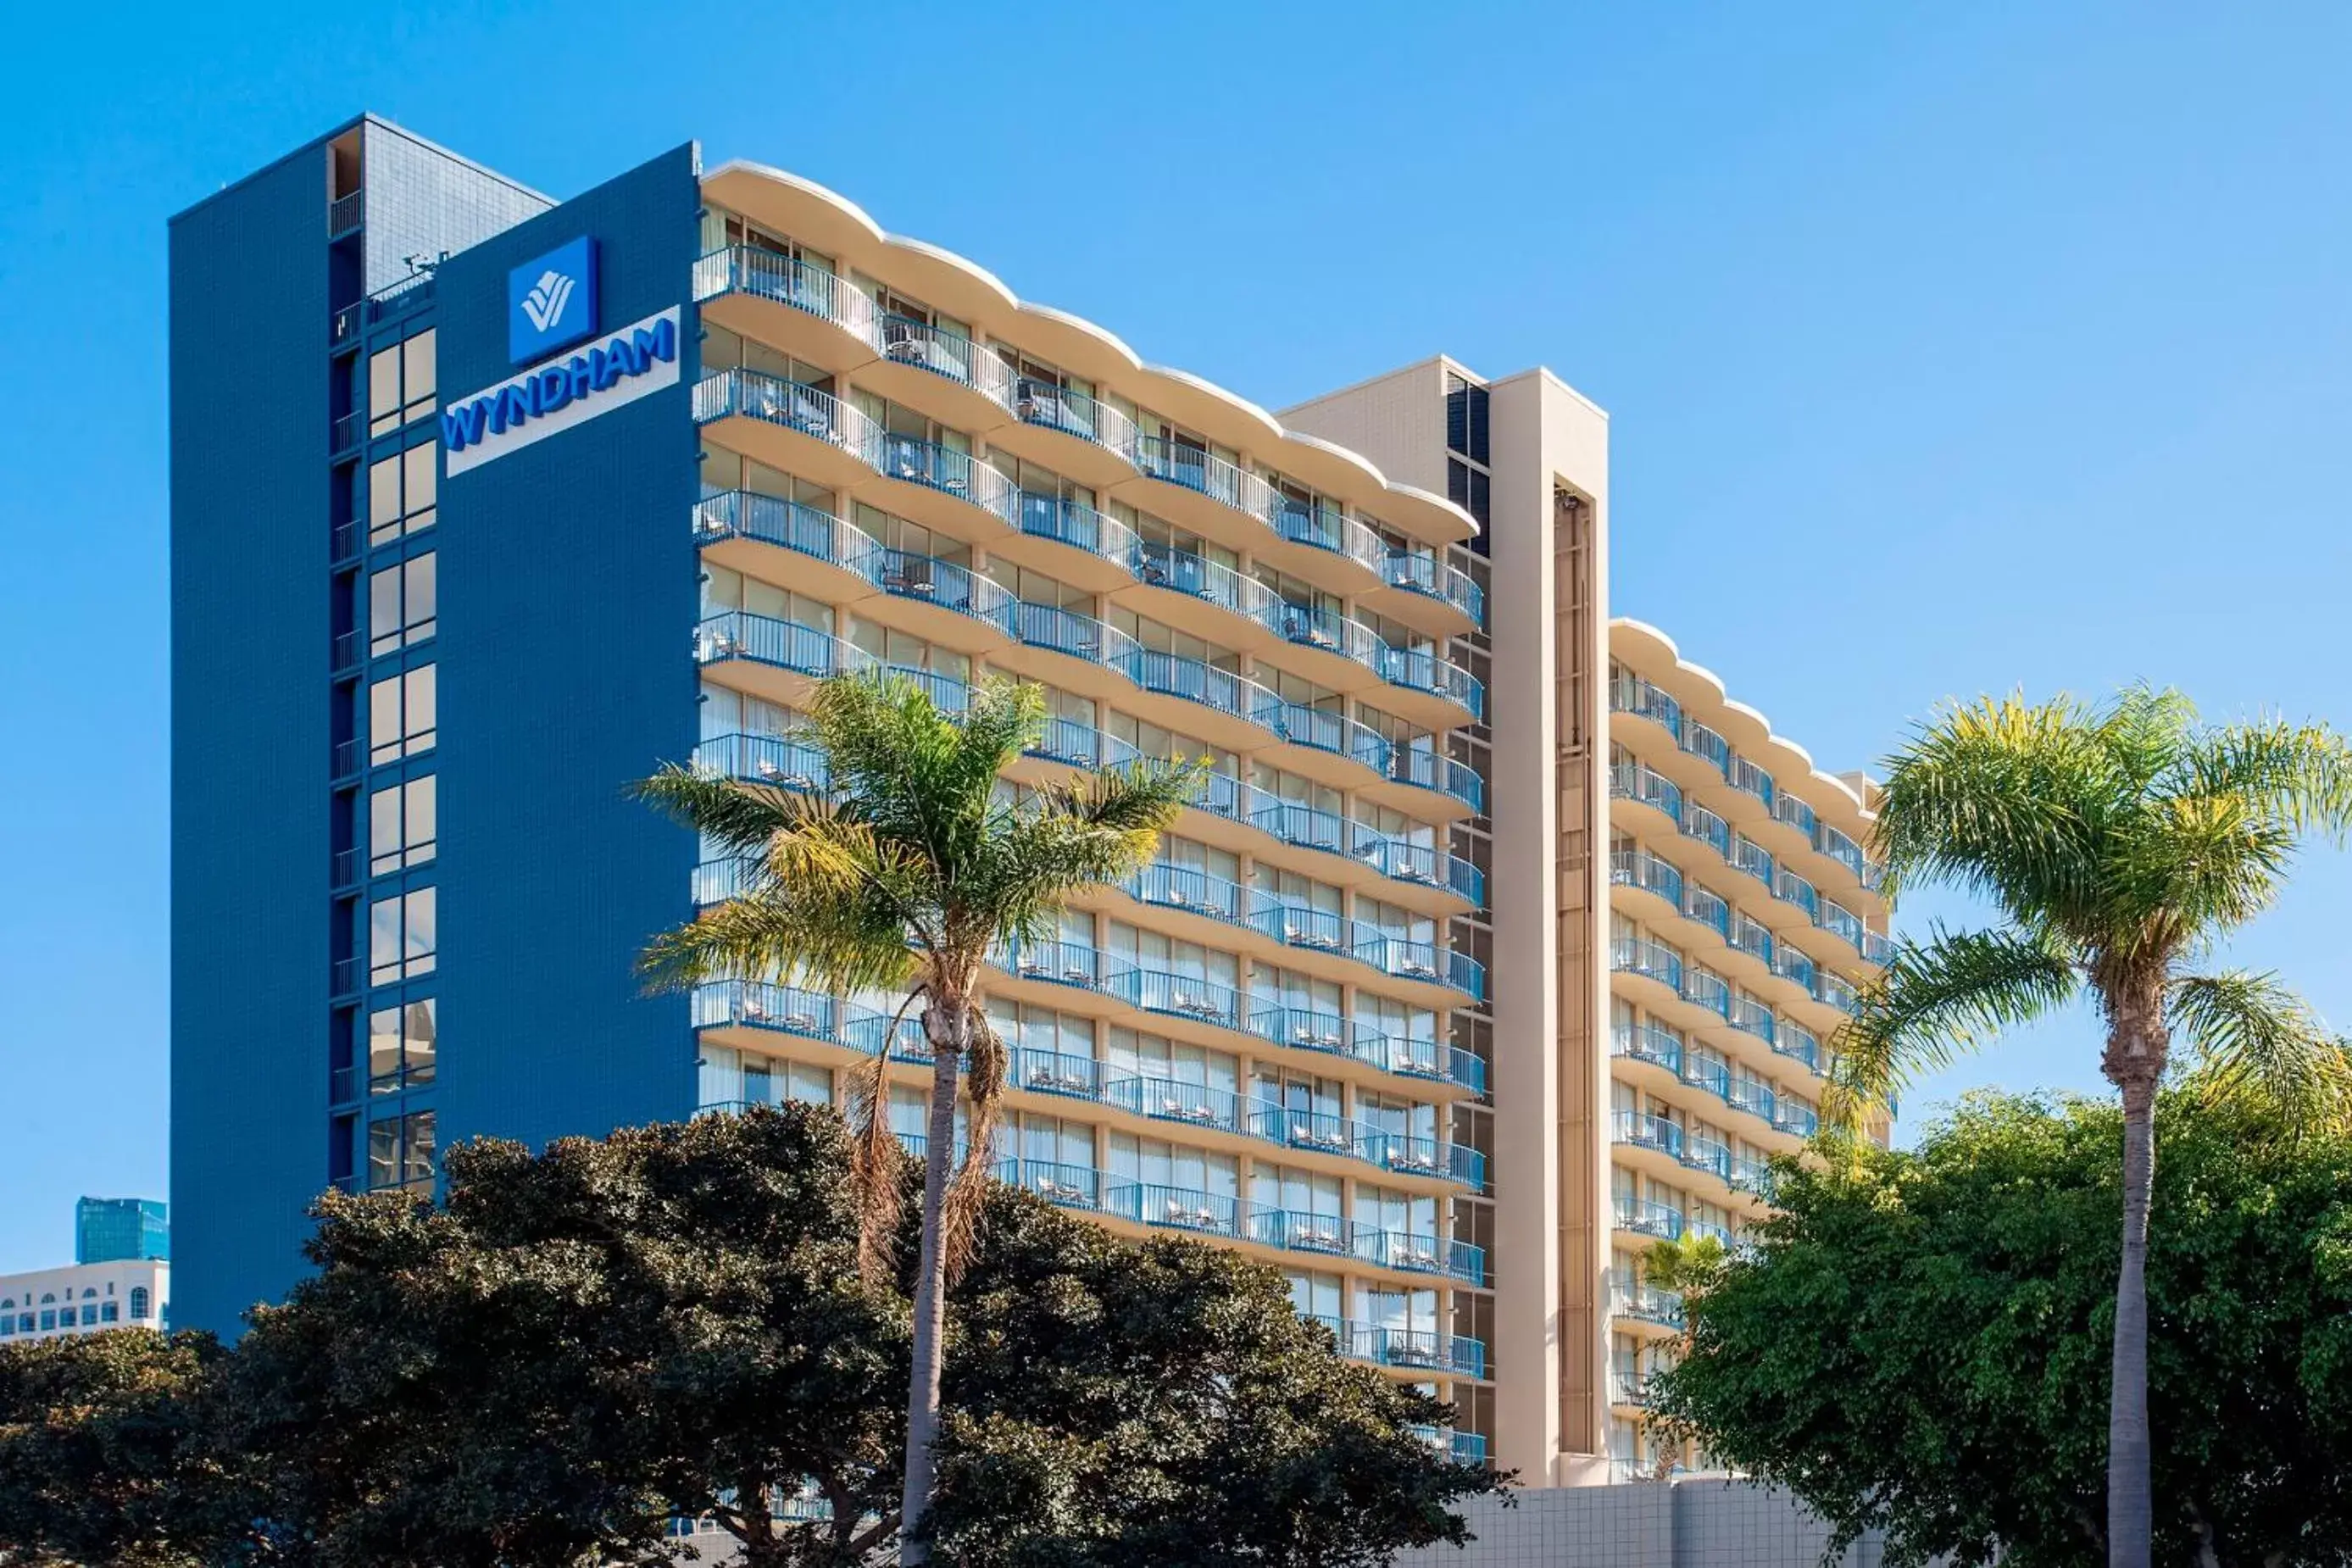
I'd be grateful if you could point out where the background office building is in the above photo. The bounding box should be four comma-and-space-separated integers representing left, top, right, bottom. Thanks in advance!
1, 1200, 170, 1342
169, 118, 1888, 1483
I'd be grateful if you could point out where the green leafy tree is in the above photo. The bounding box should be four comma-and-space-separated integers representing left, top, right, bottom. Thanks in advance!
1831, 687, 2352, 1566
926, 1192, 1503, 1566
637, 671, 1200, 1559
1, 1106, 1493, 1567
225, 1105, 902, 1568
0, 1328, 235, 1566
1633, 1230, 1725, 1480
1650, 1092, 2352, 1567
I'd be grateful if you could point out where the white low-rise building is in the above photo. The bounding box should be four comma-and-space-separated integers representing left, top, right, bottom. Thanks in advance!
0, 1258, 170, 1342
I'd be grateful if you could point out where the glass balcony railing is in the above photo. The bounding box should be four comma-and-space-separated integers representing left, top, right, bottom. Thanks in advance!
876, 433, 1019, 527
1730, 915, 1774, 967
1011, 377, 1140, 460
1354, 1228, 1484, 1284
1683, 1133, 1732, 1182
1132, 436, 1283, 532
1108, 1074, 1246, 1136
1682, 883, 1732, 942
1613, 1109, 1683, 1159
1378, 647, 1485, 718
1614, 1198, 1684, 1241
879, 316, 1016, 409
1814, 970, 1860, 1015
1817, 898, 1864, 948
1610, 761, 1683, 825
695, 611, 866, 679
1726, 1076, 1777, 1122
1729, 1154, 1773, 1196
692, 246, 881, 348
1682, 721, 1732, 778
1726, 995, 1777, 1045
1608, 666, 1684, 741
1305, 1315, 1487, 1379
1774, 1023, 1821, 1074
1410, 1426, 1489, 1466
1682, 803, 1731, 859
1727, 755, 1777, 811
1611, 936, 1684, 992
1380, 743, 1485, 813
1275, 498, 1387, 575
1682, 1054, 1731, 1101
1681, 967, 1732, 1019
1815, 820, 1871, 885
694, 488, 876, 568
1611, 1021, 1684, 1073
1382, 550, 1485, 628
1607, 1278, 1685, 1329
1105, 1181, 1243, 1238
1777, 867, 1820, 920
692, 370, 886, 471
1732, 836, 1775, 888
1770, 944, 1817, 993
1774, 1102, 1821, 1138
1862, 929, 1894, 966
696, 731, 830, 792
1773, 792, 1817, 838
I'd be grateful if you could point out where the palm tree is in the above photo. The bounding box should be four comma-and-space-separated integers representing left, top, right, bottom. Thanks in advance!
637, 672, 1201, 1563
1827, 686, 2352, 1568
1638, 1230, 1726, 1481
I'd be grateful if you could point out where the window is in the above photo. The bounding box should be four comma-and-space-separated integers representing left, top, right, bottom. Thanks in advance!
368, 329, 437, 436
370, 776, 437, 874
38, 1310, 54, 1331
369, 888, 437, 984
368, 1109, 437, 1193
368, 998, 438, 1091
129, 1287, 149, 1321
369, 442, 438, 546
369, 665, 436, 764
368, 553, 436, 654
100, 1301, 118, 1323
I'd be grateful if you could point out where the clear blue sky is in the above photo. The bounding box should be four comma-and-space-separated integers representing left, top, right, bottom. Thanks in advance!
1, 2, 2347, 1271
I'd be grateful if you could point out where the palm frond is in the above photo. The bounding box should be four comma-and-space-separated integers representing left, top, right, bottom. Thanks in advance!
939, 1010, 1010, 1284
2169, 716, 2352, 841
845, 987, 920, 1284
970, 758, 1208, 948
1868, 692, 2109, 925
630, 765, 809, 858
1826, 924, 2079, 1132
2170, 970, 2352, 1134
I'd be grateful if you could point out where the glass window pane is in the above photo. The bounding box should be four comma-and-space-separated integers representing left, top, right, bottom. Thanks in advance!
404, 999, 437, 1084
369, 348, 401, 430
370, 897, 402, 982
368, 1006, 402, 1083
369, 676, 402, 763
370, 786, 402, 873
403, 331, 436, 408
369, 455, 401, 531
403, 445, 436, 532
369, 566, 402, 655
403, 1111, 436, 1187
405, 776, 436, 865
403, 666, 436, 753
404, 553, 436, 639
404, 887, 436, 976
369, 1119, 399, 1189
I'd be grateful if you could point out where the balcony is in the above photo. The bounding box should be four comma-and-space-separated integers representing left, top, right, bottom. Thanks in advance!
870, 432, 1020, 537
328, 189, 363, 236
1105, 1181, 1242, 1239
1127, 861, 1250, 926
1769, 944, 1817, 994
1608, 1278, 1685, 1330
1611, 936, 1684, 994
1410, 1426, 1490, 1466
1687, 1134, 1734, 1183
1814, 970, 1860, 1015
1011, 1048, 1105, 1103
1726, 995, 1777, 1046
1818, 898, 1865, 951
692, 245, 882, 370
1773, 1023, 1821, 1074
1305, 1315, 1487, 1380
1613, 1109, 1683, 1159
1682, 803, 1731, 860
697, 731, 830, 793
1732, 835, 1775, 888
1776, 867, 1820, 920
1773, 792, 1817, 839
1131, 435, 1282, 546
1109, 1074, 1245, 1137
1611, 1021, 1683, 1075
1608, 666, 1683, 742
1248, 1005, 1485, 1094
1000, 1157, 1103, 1210
871, 315, 1017, 425
690, 980, 841, 1042
1682, 721, 1732, 779
1377, 647, 1485, 724
1354, 1228, 1484, 1284
1375, 742, 1485, 816
1011, 492, 1140, 589
693, 490, 884, 603
1681, 966, 1732, 1020
1726, 756, 1777, 812
1008, 378, 1142, 483
1681, 883, 1731, 944
1613, 1198, 1684, 1241
1609, 1356, 1658, 1409
1610, 761, 1683, 826
1378, 549, 1485, 633
696, 611, 868, 682
692, 370, 887, 492
1131, 540, 1283, 631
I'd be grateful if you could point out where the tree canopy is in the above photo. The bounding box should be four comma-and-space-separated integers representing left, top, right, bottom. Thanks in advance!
0, 1104, 1498, 1567
1649, 1092, 2352, 1568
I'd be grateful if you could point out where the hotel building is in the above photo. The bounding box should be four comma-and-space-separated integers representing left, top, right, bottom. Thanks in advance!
168, 118, 1888, 1484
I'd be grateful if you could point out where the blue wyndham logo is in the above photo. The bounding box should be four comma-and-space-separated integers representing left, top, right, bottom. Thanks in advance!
509, 236, 598, 363
442, 315, 679, 453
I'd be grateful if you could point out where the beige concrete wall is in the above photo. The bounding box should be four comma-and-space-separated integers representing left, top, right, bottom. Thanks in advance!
1279, 357, 1455, 500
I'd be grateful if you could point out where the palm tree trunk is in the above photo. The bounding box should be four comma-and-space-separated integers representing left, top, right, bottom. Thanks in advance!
898, 998, 966, 1565
2108, 1076, 2156, 1568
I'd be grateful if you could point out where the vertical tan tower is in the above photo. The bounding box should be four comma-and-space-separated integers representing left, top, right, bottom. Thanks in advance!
1285, 358, 1887, 1483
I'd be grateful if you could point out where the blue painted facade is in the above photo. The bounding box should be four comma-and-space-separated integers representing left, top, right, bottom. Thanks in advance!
170, 119, 701, 1332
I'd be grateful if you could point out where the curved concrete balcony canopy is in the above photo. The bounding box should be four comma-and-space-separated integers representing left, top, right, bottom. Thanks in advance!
699, 161, 1480, 559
